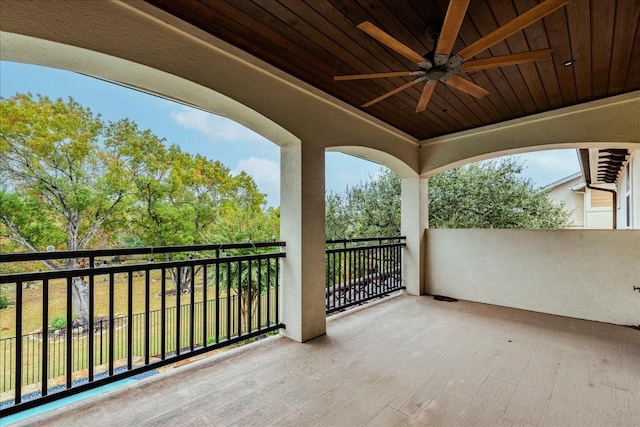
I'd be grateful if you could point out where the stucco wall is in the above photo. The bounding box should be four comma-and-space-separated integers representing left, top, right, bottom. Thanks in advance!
425, 229, 640, 326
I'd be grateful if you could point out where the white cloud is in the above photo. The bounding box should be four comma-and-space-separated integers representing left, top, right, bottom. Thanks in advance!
170, 107, 270, 144
508, 150, 580, 187
233, 157, 280, 206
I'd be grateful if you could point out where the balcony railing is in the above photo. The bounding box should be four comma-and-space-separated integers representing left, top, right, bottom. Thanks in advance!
0, 242, 285, 416
325, 237, 405, 313
0, 236, 406, 416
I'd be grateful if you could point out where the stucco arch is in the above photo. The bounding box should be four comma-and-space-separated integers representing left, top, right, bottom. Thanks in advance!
327, 146, 416, 179
421, 141, 638, 177
0, 1, 420, 175
419, 92, 640, 177
1, 32, 300, 149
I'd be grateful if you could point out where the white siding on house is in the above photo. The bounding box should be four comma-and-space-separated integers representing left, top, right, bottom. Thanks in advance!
546, 175, 584, 228
617, 151, 639, 229
545, 174, 614, 229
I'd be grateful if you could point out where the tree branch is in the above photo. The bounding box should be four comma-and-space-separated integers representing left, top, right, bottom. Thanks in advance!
0, 215, 59, 270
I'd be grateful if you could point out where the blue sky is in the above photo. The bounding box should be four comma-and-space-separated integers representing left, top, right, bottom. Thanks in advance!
0, 61, 580, 206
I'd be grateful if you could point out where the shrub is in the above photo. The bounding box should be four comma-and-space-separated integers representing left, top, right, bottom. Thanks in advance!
51, 316, 66, 330
0, 291, 10, 309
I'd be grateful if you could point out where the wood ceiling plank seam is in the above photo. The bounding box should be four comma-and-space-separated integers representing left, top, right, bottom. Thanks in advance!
318, 0, 460, 128
146, 1, 334, 97
312, 0, 416, 71
566, 0, 592, 102
487, 0, 551, 111
144, 0, 639, 141
531, 58, 562, 108
281, 0, 416, 77
355, 78, 456, 132
428, 67, 496, 125
486, 47, 539, 114
421, 0, 498, 125
262, 0, 377, 72
518, 0, 562, 109
413, 3, 500, 125
589, 0, 616, 98
439, 79, 495, 124
541, 6, 578, 105
623, 9, 640, 92
224, 0, 350, 75
462, 0, 526, 116
353, 0, 431, 60
206, 0, 428, 132
365, 0, 434, 58
327, 0, 468, 131
159, 0, 407, 128
399, 0, 443, 56
269, 0, 418, 87
191, 0, 343, 83
429, 0, 511, 122
368, 0, 486, 128
480, 66, 527, 116
253, 0, 425, 124
404, 82, 476, 130
608, 0, 640, 94
466, 0, 531, 116
328, 0, 426, 70
365, 99, 450, 136
462, 70, 513, 121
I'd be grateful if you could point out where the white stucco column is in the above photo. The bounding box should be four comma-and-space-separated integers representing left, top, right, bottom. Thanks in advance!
280, 143, 327, 342
401, 175, 429, 295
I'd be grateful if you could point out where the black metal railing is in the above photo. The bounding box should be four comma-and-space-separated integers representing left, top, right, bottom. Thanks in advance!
325, 237, 405, 313
0, 242, 285, 415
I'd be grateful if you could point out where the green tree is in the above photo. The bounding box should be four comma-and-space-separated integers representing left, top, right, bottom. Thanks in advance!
1, 93, 279, 323
209, 205, 280, 331
114, 119, 275, 292
1, 93, 133, 324
429, 158, 571, 228
325, 158, 570, 236
326, 170, 401, 239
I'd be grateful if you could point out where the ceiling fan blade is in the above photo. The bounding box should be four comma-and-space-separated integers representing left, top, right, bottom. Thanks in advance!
445, 75, 489, 98
435, 0, 470, 56
334, 71, 414, 81
462, 49, 553, 72
362, 79, 423, 108
358, 21, 425, 64
416, 82, 436, 113
458, 0, 570, 60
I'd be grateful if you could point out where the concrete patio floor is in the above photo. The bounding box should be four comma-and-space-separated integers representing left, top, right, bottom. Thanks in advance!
11, 293, 640, 426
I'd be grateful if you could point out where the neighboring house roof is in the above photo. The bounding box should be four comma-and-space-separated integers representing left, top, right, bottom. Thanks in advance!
541, 172, 582, 192
570, 181, 586, 192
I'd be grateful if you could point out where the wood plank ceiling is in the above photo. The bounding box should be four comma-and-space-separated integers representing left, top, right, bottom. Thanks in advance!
145, 0, 640, 141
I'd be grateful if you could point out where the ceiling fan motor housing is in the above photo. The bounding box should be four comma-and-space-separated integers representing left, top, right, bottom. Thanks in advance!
422, 53, 463, 81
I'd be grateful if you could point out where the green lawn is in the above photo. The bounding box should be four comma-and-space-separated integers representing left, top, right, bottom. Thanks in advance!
0, 271, 278, 397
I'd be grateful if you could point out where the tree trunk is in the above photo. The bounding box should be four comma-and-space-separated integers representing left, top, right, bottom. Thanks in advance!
241, 290, 259, 333
169, 266, 192, 293
169, 265, 201, 293
71, 276, 90, 326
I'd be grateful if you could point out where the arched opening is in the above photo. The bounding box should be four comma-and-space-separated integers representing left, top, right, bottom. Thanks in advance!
1, 33, 299, 150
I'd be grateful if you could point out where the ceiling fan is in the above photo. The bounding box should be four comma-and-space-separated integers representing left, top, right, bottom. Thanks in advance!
334, 0, 570, 113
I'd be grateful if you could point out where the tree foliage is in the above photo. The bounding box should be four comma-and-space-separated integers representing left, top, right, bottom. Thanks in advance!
326, 171, 401, 239
429, 159, 570, 229
1, 93, 278, 321
325, 158, 571, 237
